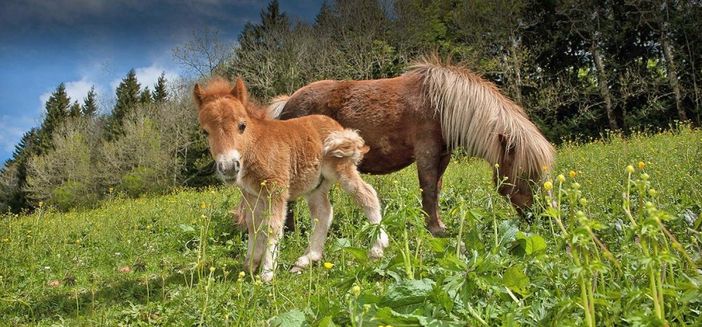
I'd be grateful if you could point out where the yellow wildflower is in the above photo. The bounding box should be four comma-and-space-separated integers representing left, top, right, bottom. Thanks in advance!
557, 174, 565, 183
323, 262, 334, 270
569, 170, 577, 178
351, 285, 361, 297
626, 165, 635, 174
638, 161, 645, 170
543, 181, 553, 191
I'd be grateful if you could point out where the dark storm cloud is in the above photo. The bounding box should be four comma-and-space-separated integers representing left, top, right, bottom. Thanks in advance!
0, 0, 264, 47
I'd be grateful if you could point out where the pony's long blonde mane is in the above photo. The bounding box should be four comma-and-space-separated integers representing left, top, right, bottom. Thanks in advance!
406, 57, 554, 180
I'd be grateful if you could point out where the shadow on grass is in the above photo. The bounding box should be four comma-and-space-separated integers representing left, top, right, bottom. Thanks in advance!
0, 267, 237, 323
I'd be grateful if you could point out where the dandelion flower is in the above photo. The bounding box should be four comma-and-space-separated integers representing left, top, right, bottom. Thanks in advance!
494, 163, 500, 169
626, 165, 635, 174
572, 182, 581, 190
579, 198, 588, 206
543, 181, 553, 191
638, 161, 645, 170
557, 174, 565, 183
323, 262, 334, 270
200, 202, 207, 209
239, 271, 246, 278
569, 170, 577, 178
209, 266, 216, 273
648, 189, 657, 197
641, 173, 649, 181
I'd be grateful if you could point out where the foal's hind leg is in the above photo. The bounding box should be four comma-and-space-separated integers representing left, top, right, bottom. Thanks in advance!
416, 140, 451, 237
291, 183, 333, 273
336, 166, 388, 258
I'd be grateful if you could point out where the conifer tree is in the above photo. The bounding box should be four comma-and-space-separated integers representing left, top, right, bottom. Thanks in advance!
37, 83, 70, 153
153, 73, 168, 103
139, 87, 153, 104
82, 86, 98, 117
0, 128, 39, 212
69, 101, 81, 117
107, 69, 141, 138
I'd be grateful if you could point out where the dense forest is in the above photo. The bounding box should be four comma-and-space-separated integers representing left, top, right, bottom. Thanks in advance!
1, 0, 701, 213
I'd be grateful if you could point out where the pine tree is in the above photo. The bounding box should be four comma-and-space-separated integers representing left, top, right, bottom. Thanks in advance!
153, 73, 168, 103
139, 87, 153, 104
69, 101, 81, 117
82, 86, 98, 117
0, 128, 39, 212
107, 69, 141, 138
37, 83, 70, 153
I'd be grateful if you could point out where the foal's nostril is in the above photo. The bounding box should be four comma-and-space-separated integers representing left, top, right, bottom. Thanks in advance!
233, 160, 240, 173
216, 161, 226, 174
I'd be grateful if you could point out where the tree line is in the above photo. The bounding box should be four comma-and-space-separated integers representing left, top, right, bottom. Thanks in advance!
2, 0, 701, 213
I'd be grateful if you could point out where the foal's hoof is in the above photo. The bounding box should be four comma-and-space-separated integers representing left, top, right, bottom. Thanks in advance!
290, 265, 304, 274
428, 224, 447, 237
261, 271, 274, 283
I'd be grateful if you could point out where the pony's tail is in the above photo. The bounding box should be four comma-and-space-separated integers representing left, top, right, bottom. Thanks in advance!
266, 95, 290, 119
323, 129, 370, 165
409, 59, 555, 181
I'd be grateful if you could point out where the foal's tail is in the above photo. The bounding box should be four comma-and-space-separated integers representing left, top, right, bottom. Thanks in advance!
407, 58, 555, 182
323, 129, 370, 165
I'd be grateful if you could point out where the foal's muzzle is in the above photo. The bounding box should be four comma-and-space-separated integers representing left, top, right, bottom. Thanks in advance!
216, 158, 240, 180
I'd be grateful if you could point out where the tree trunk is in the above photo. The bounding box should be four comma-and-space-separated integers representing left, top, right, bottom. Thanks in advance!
661, 30, 688, 121
509, 35, 524, 104
591, 42, 619, 130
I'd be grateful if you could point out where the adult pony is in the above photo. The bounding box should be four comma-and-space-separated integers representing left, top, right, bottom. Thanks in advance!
270, 57, 555, 236
194, 77, 388, 281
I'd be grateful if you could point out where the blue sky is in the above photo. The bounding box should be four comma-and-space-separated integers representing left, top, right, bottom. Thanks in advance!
0, 0, 322, 164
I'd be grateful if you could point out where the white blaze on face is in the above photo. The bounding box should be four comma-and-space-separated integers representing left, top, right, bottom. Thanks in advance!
216, 149, 242, 181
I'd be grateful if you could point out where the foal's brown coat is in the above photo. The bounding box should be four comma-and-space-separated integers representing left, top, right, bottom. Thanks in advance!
195, 78, 388, 281
272, 58, 555, 235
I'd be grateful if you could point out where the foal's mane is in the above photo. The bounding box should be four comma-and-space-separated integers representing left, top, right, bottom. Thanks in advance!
198, 77, 270, 120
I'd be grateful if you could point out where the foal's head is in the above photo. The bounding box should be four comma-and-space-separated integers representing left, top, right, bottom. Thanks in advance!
194, 77, 264, 181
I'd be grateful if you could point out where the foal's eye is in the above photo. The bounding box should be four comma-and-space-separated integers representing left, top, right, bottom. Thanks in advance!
238, 122, 247, 134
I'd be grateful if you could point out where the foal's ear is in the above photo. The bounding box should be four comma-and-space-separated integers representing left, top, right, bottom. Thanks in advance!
193, 83, 204, 106
231, 78, 249, 105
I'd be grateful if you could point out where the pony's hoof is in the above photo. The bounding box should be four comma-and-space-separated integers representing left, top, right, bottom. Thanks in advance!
290, 266, 304, 274
369, 247, 384, 259
428, 224, 447, 237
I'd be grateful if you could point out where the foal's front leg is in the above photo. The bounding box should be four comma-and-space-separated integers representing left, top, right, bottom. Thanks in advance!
259, 196, 287, 282
291, 187, 333, 273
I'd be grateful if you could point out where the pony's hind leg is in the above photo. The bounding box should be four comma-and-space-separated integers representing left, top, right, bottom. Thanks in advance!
291, 183, 333, 273
335, 166, 388, 259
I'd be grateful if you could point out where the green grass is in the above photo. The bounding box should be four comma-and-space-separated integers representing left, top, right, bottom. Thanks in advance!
1, 126, 701, 326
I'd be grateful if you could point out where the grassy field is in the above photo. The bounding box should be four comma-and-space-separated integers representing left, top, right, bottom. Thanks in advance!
1, 127, 701, 326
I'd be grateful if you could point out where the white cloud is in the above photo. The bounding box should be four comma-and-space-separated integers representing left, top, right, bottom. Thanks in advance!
38, 77, 98, 110
109, 64, 179, 93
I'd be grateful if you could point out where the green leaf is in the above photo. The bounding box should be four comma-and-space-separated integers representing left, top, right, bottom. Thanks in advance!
269, 309, 307, 327
503, 265, 530, 296
317, 316, 336, 327
343, 247, 369, 263
178, 224, 195, 233
380, 279, 435, 309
